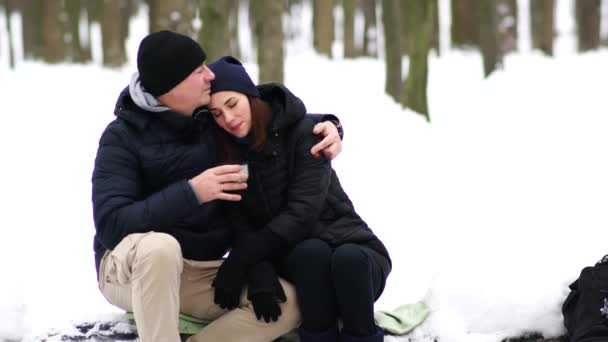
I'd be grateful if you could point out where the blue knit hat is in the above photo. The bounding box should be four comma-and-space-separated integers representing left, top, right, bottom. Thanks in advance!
208, 56, 260, 97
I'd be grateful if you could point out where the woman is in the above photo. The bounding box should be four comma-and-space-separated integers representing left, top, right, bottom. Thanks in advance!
207, 56, 391, 342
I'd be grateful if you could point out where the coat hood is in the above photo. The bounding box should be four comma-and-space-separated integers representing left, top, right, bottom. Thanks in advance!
257, 83, 307, 133
113, 86, 198, 135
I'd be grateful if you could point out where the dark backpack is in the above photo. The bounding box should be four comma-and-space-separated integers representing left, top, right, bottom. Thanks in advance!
562, 255, 608, 342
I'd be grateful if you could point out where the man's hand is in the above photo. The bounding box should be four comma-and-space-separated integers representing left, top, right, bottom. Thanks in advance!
311, 121, 342, 160
190, 164, 247, 203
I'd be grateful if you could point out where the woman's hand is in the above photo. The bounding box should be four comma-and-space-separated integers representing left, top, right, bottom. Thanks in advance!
248, 261, 286, 323
250, 292, 282, 323
310, 121, 342, 160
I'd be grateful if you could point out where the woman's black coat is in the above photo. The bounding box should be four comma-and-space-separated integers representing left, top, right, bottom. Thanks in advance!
229, 84, 390, 264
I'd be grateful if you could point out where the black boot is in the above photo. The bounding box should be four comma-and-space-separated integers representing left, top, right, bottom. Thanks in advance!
298, 326, 339, 342
338, 326, 383, 342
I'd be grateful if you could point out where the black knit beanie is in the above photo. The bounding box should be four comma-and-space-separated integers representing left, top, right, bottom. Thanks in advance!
137, 30, 207, 97
208, 56, 260, 97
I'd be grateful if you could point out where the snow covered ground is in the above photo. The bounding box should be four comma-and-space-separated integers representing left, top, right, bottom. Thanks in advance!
1, 1, 607, 341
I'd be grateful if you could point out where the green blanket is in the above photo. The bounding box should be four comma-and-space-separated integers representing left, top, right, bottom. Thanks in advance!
124, 312, 211, 335
125, 301, 430, 336
374, 301, 430, 335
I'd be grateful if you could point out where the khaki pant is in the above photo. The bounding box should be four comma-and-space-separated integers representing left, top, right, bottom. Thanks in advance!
98, 232, 300, 342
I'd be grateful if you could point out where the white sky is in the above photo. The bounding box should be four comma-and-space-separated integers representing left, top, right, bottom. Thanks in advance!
1, 1, 607, 341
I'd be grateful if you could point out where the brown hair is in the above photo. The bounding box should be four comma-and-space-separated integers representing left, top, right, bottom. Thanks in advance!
248, 96, 272, 150
214, 95, 273, 163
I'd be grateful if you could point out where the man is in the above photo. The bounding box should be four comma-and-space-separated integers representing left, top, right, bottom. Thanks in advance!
91, 30, 343, 342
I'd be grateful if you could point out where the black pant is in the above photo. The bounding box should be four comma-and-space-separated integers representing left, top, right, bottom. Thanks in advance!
280, 238, 390, 337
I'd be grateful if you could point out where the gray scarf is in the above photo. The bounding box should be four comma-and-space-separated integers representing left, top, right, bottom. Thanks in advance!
128, 72, 170, 113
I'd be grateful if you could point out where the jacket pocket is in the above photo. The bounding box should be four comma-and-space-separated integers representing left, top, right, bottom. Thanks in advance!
103, 233, 148, 286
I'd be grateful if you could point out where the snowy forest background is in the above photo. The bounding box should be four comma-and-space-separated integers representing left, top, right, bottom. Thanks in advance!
2, 0, 608, 119
1, 1, 608, 342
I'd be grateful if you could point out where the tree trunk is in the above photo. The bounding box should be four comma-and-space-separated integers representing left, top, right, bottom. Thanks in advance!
82, 0, 97, 61
21, 0, 44, 60
362, 0, 377, 57
0, 3, 2, 58
252, 0, 285, 83
343, 0, 356, 58
403, 0, 433, 121
496, 0, 517, 54
381, 0, 402, 102
42, 0, 66, 64
400, 0, 438, 58
604, 0, 608, 47
228, 0, 240, 59
478, 0, 502, 77
605, 0, 608, 45
530, 0, 554, 56
149, 0, 195, 36
313, 0, 334, 57
576, 0, 601, 52
399, 0, 410, 56
4, 0, 15, 69
65, 0, 90, 63
86, 0, 100, 23
451, 0, 478, 48
122, 0, 139, 39
431, 0, 440, 55
101, 0, 127, 67
199, 0, 233, 61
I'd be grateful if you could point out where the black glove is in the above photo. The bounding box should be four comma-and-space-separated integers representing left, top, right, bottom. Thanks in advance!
248, 261, 286, 323
251, 292, 282, 323
212, 256, 248, 310
212, 229, 283, 310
